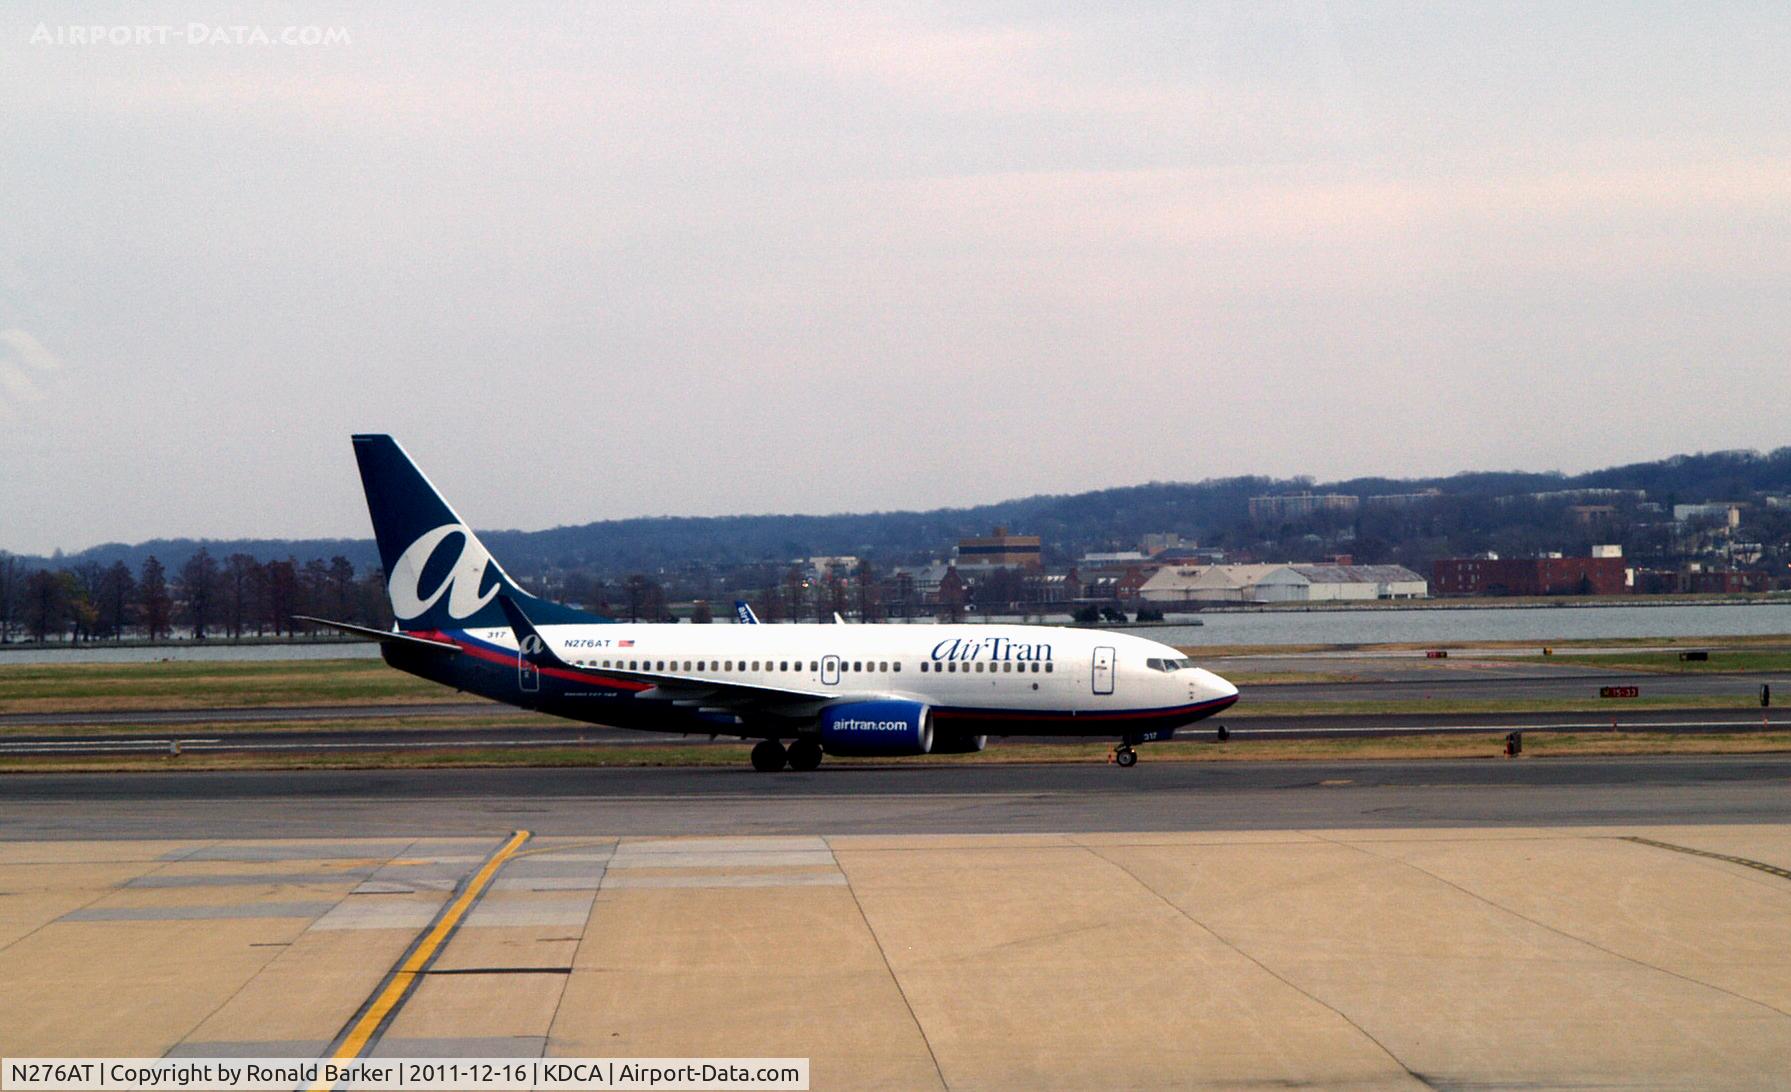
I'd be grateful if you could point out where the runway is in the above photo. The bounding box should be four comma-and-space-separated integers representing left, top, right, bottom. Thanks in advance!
2, 706, 1783, 756
4, 754, 1790, 840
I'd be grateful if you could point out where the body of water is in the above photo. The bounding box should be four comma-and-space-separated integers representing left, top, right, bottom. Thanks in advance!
2, 601, 1787, 663
0, 641, 383, 665
1127, 601, 1791, 648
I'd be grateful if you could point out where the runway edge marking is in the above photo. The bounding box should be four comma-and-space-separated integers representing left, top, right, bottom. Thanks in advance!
1618, 835, 1791, 881
309, 829, 532, 1085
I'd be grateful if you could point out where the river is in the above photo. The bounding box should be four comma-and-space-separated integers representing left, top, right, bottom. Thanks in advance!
2, 600, 1787, 663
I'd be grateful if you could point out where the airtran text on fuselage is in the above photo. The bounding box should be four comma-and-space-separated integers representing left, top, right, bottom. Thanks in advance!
930, 637, 1054, 663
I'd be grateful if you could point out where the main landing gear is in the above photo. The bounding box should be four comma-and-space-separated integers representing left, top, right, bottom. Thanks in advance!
787, 738, 824, 772
1112, 744, 1138, 768
750, 739, 786, 772
750, 738, 825, 772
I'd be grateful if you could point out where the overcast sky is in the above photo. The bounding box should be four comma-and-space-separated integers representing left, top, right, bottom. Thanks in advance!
2, 3, 1788, 555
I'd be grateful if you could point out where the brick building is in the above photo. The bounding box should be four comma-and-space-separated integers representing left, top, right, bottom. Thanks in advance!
1432, 556, 1628, 597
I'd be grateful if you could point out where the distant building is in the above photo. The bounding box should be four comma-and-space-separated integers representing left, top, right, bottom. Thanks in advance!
1673, 503, 1742, 528
890, 562, 953, 601
1139, 563, 1426, 604
1080, 551, 1148, 565
1685, 570, 1771, 594
1432, 555, 1628, 596
1139, 533, 1189, 555
1155, 545, 1226, 565
1513, 488, 1647, 504
805, 555, 859, 579
1288, 564, 1428, 601
1248, 493, 1360, 522
954, 527, 1042, 570
1364, 490, 1441, 509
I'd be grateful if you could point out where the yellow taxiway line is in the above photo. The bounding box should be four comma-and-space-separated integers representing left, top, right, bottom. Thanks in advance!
309, 829, 532, 1087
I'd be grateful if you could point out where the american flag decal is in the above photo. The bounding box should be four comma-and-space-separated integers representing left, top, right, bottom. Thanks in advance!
618, 639, 635, 647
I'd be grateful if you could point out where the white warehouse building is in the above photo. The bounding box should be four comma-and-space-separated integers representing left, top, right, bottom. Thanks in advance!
1139, 563, 1427, 605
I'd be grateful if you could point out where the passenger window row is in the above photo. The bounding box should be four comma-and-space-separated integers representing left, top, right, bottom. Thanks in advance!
572, 659, 905, 673
562, 657, 1055, 677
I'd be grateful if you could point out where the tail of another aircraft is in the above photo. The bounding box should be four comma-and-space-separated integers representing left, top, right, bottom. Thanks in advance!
351, 434, 609, 631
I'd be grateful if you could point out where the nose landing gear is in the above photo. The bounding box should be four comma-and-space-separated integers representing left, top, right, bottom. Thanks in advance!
1111, 744, 1138, 768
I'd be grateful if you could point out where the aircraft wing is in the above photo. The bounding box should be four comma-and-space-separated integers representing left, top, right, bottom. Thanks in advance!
292, 616, 461, 652
497, 595, 834, 707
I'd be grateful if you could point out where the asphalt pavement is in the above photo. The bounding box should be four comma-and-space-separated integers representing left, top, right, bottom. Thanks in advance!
4, 754, 1789, 839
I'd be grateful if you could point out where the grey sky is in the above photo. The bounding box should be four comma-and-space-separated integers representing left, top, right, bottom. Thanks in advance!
3, 3, 1788, 555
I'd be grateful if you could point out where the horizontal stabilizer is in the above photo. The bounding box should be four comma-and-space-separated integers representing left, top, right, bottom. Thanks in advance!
292, 616, 461, 652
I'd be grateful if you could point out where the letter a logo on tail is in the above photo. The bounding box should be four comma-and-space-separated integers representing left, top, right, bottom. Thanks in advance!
350, 434, 611, 630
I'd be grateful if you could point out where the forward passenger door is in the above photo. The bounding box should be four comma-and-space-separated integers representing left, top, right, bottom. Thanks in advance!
1092, 646, 1115, 696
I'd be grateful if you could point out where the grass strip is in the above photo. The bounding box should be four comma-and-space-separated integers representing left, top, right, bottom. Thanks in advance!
5, 731, 1788, 774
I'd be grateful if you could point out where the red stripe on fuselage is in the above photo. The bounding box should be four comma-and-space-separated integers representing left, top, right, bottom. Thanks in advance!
418, 629, 652, 692
933, 694, 1238, 723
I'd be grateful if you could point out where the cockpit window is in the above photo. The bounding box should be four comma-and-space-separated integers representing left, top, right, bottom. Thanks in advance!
1146, 657, 1197, 672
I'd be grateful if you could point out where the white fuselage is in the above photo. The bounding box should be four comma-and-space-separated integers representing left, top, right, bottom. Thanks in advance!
453, 620, 1237, 721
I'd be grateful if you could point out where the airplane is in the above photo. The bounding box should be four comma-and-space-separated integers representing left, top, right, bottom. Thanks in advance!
301, 435, 1240, 771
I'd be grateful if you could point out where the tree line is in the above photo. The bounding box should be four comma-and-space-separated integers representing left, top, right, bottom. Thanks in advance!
0, 549, 391, 644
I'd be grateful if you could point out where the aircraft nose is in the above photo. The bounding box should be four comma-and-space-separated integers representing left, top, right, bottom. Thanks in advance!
1200, 669, 1239, 702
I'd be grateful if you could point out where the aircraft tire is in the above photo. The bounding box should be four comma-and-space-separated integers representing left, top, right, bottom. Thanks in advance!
786, 738, 824, 772
750, 739, 788, 772
1115, 746, 1138, 768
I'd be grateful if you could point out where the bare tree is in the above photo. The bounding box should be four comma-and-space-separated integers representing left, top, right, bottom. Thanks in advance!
178, 548, 221, 639
95, 561, 135, 640
24, 569, 68, 643
222, 554, 259, 638
138, 557, 173, 640
327, 556, 356, 619
0, 553, 18, 642
855, 560, 880, 622
264, 560, 298, 636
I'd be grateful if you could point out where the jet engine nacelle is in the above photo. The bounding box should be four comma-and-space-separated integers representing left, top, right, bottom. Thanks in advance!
930, 730, 988, 754
819, 700, 933, 757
